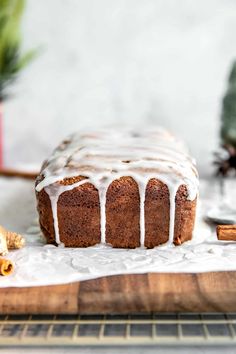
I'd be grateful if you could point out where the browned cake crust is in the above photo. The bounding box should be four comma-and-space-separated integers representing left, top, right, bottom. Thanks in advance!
36, 176, 197, 248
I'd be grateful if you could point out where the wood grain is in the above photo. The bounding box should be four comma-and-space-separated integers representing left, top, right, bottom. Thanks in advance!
0, 272, 236, 314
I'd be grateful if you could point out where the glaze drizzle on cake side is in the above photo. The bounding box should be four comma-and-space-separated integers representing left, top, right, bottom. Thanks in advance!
36, 127, 199, 248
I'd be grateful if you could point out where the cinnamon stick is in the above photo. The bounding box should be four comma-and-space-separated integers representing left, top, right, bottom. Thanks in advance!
0, 258, 14, 276
0, 225, 25, 250
217, 225, 236, 241
0, 168, 38, 180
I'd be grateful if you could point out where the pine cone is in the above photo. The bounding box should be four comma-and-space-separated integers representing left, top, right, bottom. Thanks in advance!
214, 144, 236, 176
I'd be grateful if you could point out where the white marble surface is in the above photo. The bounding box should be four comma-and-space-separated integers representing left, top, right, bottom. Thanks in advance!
4, 0, 236, 176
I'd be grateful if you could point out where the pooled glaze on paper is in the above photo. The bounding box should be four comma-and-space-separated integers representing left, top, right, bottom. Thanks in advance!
2, 179, 236, 288
3, 210, 236, 288
36, 127, 199, 247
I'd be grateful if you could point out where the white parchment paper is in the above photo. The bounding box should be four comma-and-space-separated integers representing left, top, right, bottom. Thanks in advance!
0, 177, 236, 288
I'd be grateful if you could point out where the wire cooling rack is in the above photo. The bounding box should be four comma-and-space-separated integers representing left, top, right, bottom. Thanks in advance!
0, 313, 236, 346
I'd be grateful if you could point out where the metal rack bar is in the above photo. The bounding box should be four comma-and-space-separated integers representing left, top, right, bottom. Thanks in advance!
225, 314, 236, 339
0, 313, 235, 347
72, 315, 80, 340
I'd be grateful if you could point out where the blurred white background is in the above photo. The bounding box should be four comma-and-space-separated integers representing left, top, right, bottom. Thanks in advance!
4, 0, 236, 176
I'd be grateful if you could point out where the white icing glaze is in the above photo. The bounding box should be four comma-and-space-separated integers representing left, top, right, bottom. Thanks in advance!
138, 180, 146, 248
98, 184, 109, 244
3, 178, 236, 288
168, 184, 180, 245
45, 180, 87, 246
0, 211, 231, 288
36, 127, 199, 247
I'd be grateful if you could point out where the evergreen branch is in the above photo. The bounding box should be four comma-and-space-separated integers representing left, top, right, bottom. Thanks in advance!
221, 60, 236, 148
0, 0, 37, 101
14, 49, 38, 72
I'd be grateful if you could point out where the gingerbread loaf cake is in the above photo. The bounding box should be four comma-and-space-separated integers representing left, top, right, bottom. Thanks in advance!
35, 127, 199, 248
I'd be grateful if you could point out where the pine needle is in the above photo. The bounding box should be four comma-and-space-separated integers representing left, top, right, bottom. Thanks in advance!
0, 0, 37, 101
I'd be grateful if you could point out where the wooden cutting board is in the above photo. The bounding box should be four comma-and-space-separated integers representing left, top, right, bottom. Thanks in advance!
0, 271, 236, 314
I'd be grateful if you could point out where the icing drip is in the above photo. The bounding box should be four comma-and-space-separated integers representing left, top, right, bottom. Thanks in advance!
98, 184, 108, 244
167, 184, 179, 245
46, 191, 60, 245
138, 179, 147, 247
36, 127, 199, 247
45, 179, 88, 245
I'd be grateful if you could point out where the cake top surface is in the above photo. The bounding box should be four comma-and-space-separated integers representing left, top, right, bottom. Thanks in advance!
36, 127, 198, 199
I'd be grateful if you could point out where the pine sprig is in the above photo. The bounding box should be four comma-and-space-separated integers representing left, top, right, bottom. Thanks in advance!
0, 0, 37, 101
215, 61, 236, 175
221, 61, 236, 148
